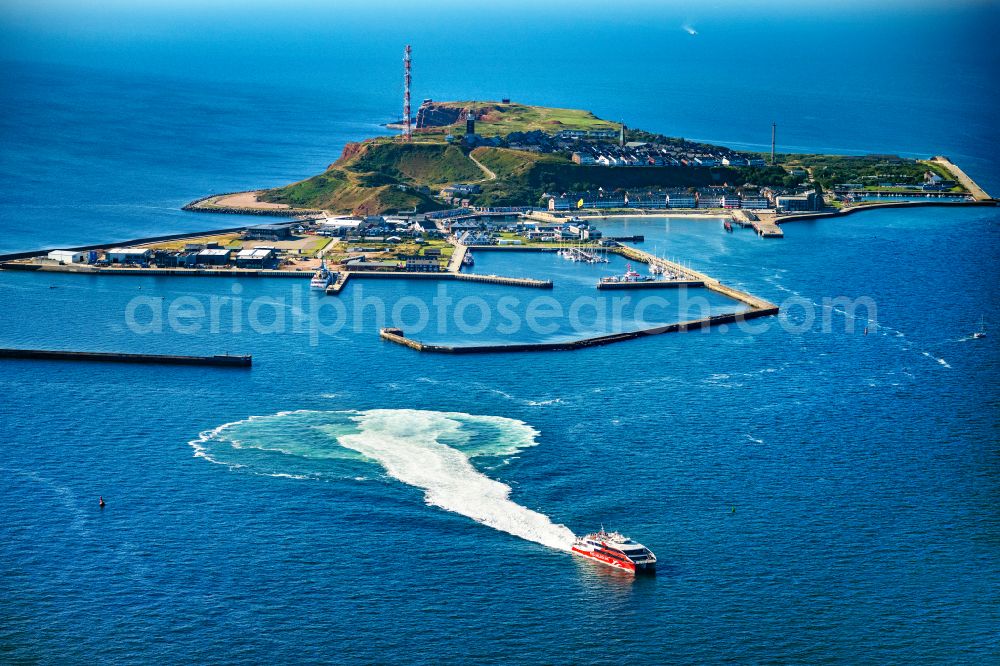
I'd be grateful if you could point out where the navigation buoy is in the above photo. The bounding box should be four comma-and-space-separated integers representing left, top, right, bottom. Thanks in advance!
99, 496, 106, 508
864, 327, 869, 335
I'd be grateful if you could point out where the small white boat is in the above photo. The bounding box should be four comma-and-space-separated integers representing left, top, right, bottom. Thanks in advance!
310, 259, 332, 290
972, 316, 986, 339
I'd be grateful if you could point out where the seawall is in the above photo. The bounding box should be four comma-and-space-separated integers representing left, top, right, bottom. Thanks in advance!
0, 348, 252, 367
379, 305, 778, 354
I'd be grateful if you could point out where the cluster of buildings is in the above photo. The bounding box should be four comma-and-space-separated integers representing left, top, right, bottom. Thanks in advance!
46, 243, 287, 270
448, 217, 603, 246
832, 171, 958, 193
439, 183, 482, 207
545, 186, 819, 212
316, 215, 435, 240
570, 142, 767, 169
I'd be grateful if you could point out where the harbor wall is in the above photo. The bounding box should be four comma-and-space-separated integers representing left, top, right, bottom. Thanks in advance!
379, 306, 778, 354
0, 348, 252, 367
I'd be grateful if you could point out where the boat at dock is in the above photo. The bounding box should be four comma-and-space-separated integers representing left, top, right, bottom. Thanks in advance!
571, 528, 657, 574
310, 259, 333, 290
724, 220, 733, 232
462, 252, 474, 267
558, 246, 608, 263
601, 262, 654, 284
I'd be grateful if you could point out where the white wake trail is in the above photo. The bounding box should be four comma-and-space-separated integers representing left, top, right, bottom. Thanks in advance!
338, 410, 576, 551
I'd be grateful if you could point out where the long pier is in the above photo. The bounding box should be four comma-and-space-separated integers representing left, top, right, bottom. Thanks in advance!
609, 244, 777, 309
379, 303, 778, 353
597, 279, 704, 290
323, 269, 552, 294
0, 348, 252, 367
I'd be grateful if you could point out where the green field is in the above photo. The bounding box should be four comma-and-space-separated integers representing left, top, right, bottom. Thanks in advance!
261, 141, 482, 214
443, 102, 618, 138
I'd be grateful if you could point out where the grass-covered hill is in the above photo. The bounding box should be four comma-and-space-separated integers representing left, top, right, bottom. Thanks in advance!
260, 140, 483, 214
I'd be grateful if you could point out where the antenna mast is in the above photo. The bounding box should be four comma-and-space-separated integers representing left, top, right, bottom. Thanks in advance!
403, 45, 412, 142
771, 121, 776, 165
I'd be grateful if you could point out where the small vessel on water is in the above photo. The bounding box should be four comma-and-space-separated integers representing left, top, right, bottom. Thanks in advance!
310, 259, 333, 290
558, 246, 608, 263
601, 262, 654, 284
972, 316, 986, 339
724, 220, 733, 232
462, 251, 474, 267
572, 528, 657, 574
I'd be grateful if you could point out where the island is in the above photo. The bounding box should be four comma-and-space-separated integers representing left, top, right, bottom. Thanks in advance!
2, 101, 994, 353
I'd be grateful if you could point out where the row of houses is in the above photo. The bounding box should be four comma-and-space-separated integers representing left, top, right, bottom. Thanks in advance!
546, 189, 776, 211
567, 140, 768, 169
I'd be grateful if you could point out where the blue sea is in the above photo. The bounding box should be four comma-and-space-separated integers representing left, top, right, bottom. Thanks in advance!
2, 2, 998, 663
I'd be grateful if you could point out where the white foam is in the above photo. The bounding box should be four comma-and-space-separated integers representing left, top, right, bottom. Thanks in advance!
525, 398, 564, 407
921, 351, 952, 368
190, 409, 575, 551
338, 409, 576, 551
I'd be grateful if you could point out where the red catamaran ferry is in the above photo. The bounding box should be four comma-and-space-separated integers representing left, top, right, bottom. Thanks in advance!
572, 529, 657, 574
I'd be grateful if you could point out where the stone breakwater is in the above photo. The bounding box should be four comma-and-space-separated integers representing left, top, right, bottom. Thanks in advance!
182, 191, 323, 217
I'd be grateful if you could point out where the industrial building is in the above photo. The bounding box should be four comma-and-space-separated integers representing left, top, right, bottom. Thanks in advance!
106, 247, 152, 264
243, 224, 293, 241
234, 248, 278, 269
197, 248, 233, 266
47, 250, 85, 264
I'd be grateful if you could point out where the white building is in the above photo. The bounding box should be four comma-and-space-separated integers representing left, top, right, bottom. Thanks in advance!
666, 194, 697, 208
47, 250, 85, 263
318, 217, 366, 235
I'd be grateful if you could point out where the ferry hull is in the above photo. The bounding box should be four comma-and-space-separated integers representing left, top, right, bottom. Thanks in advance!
571, 546, 656, 575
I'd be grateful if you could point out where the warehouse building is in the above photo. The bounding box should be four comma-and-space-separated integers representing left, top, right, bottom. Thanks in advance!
47, 250, 85, 264
235, 248, 278, 269
106, 247, 152, 264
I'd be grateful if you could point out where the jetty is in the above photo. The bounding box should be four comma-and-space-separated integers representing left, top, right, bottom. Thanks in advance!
732, 209, 783, 238
930, 156, 993, 201
0, 348, 252, 367
597, 279, 704, 290
325, 272, 350, 295
448, 244, 469, 272
379, 303, 777, 353
323, 269, 551, 295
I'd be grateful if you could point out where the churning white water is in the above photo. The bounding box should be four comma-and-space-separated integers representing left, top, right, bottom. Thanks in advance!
191, 409, 576, 550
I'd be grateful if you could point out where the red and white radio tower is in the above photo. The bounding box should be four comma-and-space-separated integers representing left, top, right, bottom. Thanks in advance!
403, 45, 412, 142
